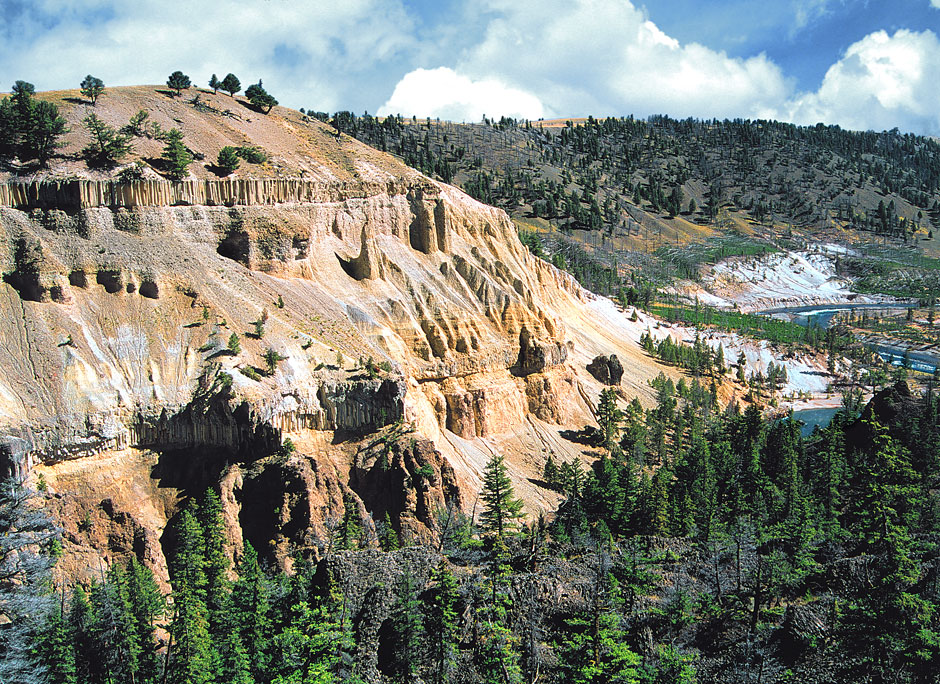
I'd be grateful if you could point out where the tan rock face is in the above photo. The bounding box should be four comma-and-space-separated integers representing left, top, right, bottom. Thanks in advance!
1, 165, 672, 577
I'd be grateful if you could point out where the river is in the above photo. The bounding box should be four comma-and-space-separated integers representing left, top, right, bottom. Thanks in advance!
757, 302, 939, 374
790, 407, 840, 437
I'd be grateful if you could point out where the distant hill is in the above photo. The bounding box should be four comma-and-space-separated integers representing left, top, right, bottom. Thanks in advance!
338, 112, 940, 250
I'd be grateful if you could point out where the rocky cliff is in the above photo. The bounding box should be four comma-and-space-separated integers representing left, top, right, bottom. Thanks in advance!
0, 86, 676, 580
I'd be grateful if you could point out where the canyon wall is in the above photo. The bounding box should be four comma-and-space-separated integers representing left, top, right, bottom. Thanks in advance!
0, 172, 670, 577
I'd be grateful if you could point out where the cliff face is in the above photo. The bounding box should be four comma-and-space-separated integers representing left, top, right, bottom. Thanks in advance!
0, 92, 675, 580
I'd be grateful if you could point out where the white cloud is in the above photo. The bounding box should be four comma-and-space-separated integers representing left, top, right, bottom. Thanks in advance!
378, 67, 544, 121
0, 0, 417, 113
932, 0, 940, 9
381, 0, 792, 122
783, 29, 940, 134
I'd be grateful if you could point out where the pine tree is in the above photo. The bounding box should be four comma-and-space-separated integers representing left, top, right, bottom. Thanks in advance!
378, 511, 400, 551
82, 113, 132, 167
79, 75, 105, 105
231, 543, 270, 679
199, 489, 230, 638
23, 99, 68, 165
424, 561, 459, 684
218, 146, 240, 175
338, 491, 363, 550
161, 128, 192, 180
557, 565, 640, 684
480, 453, 525, 540
0, 475, 59, 684
126, 556, 165, 684
221, 73, 242, 97
208, 74, 220, 93
596, 388, 623, 455
35, 603, 76, 684
166, 71, 191, 96
69, 587, 100, 684
90, 565, 142, 683
167, 506, 215, 684
245, 81, 277, 114
388, 570, 426, 681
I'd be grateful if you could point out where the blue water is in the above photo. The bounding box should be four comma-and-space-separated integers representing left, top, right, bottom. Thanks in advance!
790, 407, 840, 437
758, 303, 938, 375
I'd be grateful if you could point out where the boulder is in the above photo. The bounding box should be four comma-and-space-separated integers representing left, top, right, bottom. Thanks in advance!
587, 354, 624, 385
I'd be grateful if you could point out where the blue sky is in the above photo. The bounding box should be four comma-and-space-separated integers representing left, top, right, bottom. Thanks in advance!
2, 0, 940, 134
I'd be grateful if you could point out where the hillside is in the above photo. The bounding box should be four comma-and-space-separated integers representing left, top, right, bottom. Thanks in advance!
1, 85, 403, 183
0, 85, 684, 581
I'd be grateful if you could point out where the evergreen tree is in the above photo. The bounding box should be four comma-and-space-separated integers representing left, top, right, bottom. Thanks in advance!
221, 73, 242, 97
218, 146, 240, 175
167, 506, 215, 684
69, 587, 100, 684
424, 561, 459, 684
34, 603, 76, 684
556, 566, 640, 684
89, 565, 142, 683
378, 511, 400, 551
126, 556, 165, 684
82, 113, 132, 167
161, 128, 192, 180
0, 475, 58, 684
79, 75, 105, 105
338, 491, 363, 550
596, 388, 624, 455
480, 453, 525, 540
388, 570, 425, 681
208, 74, 220, 93
245, 80, 277, 114
166, 71, 191, 96
23, 99, 68, 166
199, 489, 230, 639
231, 543, 270, 679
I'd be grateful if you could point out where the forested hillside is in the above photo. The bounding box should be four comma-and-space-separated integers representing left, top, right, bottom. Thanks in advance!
9, 379, 940, 684
330, 112, 940, 245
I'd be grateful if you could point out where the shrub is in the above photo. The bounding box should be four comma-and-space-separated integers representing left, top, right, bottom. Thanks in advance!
235, 146, 267, 164
117, 161, 146, 182
217, 146, 240, 175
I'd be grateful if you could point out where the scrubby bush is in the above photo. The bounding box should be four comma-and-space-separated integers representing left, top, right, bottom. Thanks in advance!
217, 146, 240, 175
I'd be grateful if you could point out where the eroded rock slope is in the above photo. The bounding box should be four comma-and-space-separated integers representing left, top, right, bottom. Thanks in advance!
0, 89, 674, 580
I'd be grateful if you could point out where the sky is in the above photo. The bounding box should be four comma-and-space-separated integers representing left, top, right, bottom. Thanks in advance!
2, 0, 940, 135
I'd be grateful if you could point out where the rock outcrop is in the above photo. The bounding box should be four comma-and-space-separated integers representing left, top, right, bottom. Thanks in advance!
587, 354, 624, 385
0, 88, 679, 580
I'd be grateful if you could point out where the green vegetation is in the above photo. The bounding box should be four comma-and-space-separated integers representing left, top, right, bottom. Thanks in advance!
161, 128, 192, 180
82, 113, 133, 168
166, 71, 191, 97
657, 234, 778, 280
9, 378, 940, 683
244, 80, 277, 114
217, 146, 240, 175
234, 145, 267, 164
0, 80, 69, 167
79, 75, 104, 106
208, 74, 220, 93
220, 73, 241, 97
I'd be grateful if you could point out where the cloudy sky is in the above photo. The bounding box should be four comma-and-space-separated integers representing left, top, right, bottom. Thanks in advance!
2, 0, 940, 134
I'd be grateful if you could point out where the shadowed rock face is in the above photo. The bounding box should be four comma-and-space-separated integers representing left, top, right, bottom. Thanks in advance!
587, 354, 624, 385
